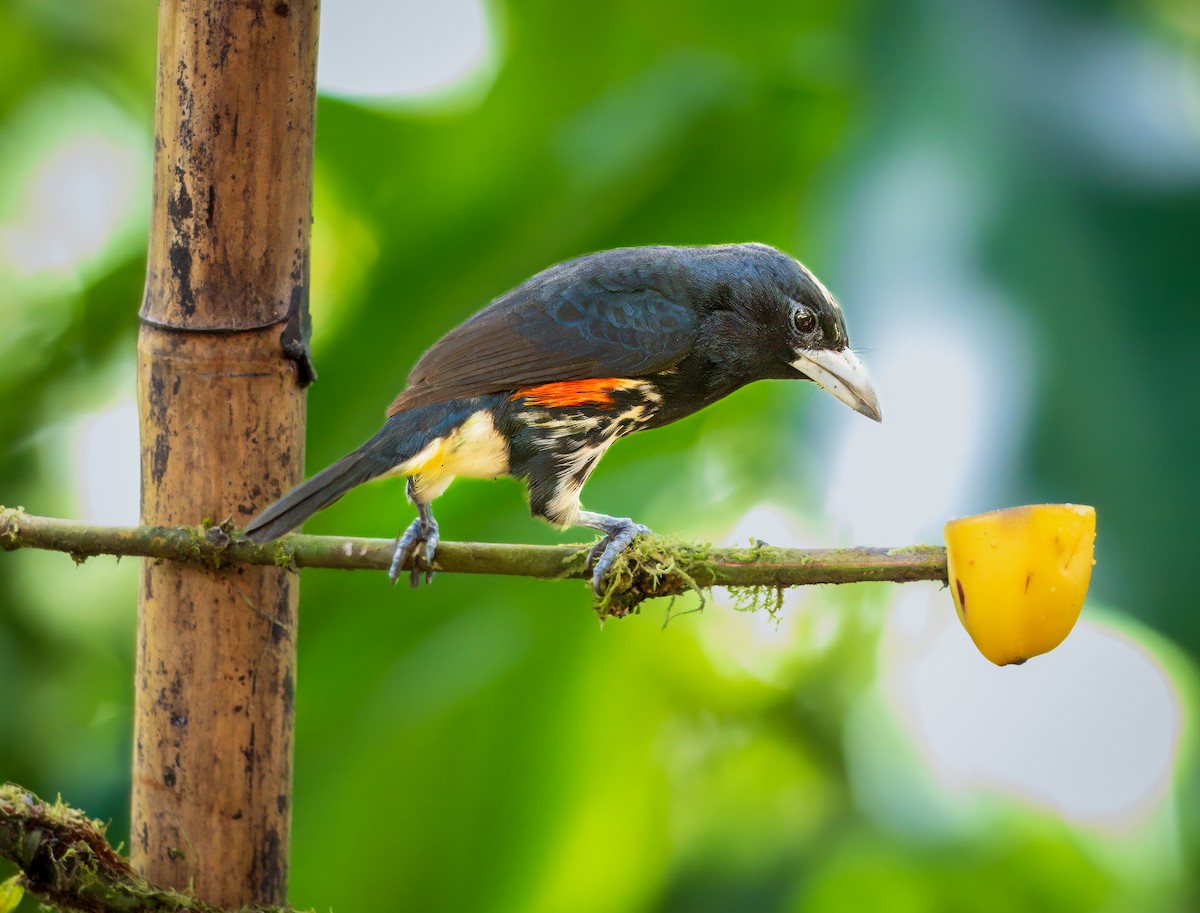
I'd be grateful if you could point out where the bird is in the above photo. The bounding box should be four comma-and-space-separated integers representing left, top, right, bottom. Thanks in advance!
243, 243, 881, 592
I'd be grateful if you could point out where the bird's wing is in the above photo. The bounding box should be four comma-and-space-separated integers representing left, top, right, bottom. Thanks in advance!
388, 252, 700, 413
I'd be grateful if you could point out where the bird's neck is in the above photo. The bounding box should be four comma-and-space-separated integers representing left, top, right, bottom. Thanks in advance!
637, 355, 753, 429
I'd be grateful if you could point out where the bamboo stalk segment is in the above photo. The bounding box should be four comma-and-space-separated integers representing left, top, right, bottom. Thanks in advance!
134, 327, 304, 905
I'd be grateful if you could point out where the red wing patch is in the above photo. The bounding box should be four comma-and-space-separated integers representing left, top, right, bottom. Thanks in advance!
512, 378, 641, 409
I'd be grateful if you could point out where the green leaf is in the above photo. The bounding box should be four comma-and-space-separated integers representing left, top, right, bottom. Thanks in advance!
0, 875, 23, 913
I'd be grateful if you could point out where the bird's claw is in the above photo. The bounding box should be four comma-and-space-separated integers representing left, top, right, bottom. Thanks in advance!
389, 517, 440, 588
588, 520, 651, 595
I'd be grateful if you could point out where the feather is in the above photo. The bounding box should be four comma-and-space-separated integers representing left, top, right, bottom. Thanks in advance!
388, 247, 702, 414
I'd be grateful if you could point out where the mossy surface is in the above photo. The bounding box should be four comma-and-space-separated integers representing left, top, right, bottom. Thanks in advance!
0, 784, 308, 913
730, 586, 786, 617
593, 534, 716, 618
0, 507, 24, 550
719, 540, 810, 567
884, 544, 946, 563
590, 536, 855, 619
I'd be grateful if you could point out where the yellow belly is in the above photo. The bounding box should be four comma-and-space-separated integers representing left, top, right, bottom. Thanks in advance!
388, 409, 510, 501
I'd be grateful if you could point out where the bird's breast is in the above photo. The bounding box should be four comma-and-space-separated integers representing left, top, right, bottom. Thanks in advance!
498, 379, 663, 526
499, 378, 660, 480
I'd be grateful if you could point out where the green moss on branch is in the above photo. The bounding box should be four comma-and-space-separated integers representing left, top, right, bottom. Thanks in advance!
0, 784, 306, 913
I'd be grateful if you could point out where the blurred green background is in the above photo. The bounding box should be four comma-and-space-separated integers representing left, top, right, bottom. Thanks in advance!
2, 0, 1199, 909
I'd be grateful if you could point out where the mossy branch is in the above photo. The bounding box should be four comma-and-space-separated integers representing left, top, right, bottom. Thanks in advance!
0, 506, 947, 616
0, 783, 305, 913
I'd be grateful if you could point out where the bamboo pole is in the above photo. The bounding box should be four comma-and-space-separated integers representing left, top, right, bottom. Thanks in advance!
134, 1, 317, 906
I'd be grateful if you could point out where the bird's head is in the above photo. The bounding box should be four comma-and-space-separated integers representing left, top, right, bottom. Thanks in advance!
700, 243, 881, 423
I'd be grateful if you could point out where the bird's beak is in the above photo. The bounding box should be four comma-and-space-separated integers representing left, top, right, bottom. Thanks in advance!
791, 348, 882, 422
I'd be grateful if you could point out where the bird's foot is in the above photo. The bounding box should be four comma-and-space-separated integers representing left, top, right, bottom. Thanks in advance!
389, 516, 440, 588
586, 518, 651, 595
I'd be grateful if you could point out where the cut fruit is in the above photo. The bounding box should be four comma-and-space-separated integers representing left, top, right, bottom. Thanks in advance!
945, 504, 1096, 666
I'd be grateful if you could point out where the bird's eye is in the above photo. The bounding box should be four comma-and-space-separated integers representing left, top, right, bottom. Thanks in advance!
792, 307, 818, 335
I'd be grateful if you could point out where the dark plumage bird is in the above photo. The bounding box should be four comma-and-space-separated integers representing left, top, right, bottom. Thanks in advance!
244, 243, 881, 591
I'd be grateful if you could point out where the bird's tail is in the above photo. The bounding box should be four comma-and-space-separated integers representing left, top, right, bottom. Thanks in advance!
243, 407, 444, 542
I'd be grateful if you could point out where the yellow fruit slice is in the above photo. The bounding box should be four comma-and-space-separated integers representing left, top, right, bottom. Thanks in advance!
945, 504, 1096, 666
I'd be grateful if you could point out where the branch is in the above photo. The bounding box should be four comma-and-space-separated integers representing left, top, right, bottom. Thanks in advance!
0, 506, 947, 616
0, 784, 305, 913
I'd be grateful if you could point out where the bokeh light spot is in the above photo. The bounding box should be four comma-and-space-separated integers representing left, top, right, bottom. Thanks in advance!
867, 591, 1184, 836
318, 0, 497, 102
0, 89, 148, 284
